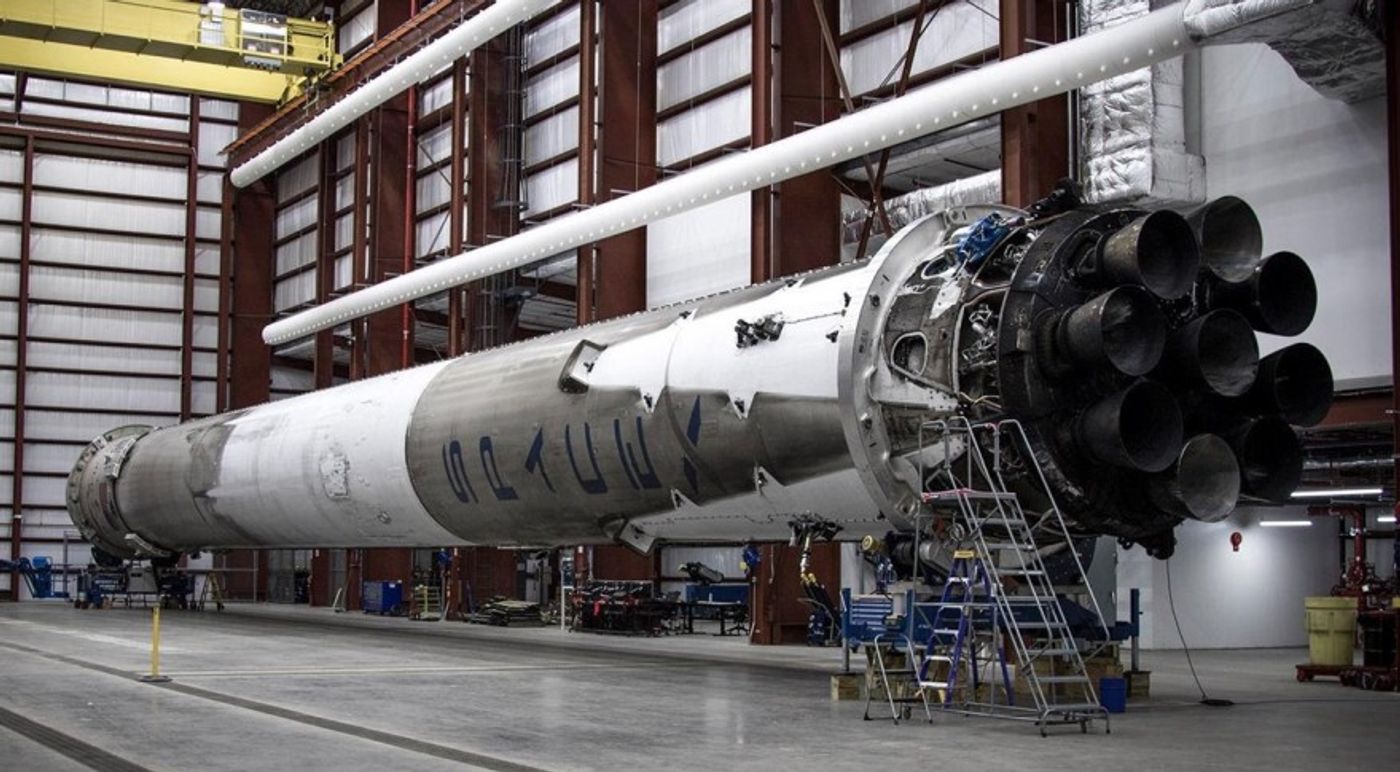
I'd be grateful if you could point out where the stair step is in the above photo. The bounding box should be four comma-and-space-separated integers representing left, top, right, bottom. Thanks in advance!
933, 628, 963, 636
1037, 675, 1092, 685
1017, 620, 1068, 629
923, 490, 1018, 502
1027, 648, 1078, 657
1045, 703, 1107, 714
1000, 569, 1046, 576
917, 680, 951, 689
924, 655, 954, 663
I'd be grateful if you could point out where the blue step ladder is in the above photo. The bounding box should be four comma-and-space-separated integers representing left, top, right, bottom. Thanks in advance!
916, 549, 1014, 707
918, 418, 1112, 736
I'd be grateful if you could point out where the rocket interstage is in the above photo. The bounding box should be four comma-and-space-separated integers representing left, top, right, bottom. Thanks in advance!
68, 199, 1332, 562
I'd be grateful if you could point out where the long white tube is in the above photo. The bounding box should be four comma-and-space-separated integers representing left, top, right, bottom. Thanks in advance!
229, 0, 555, 189
264, 5, 1197, 345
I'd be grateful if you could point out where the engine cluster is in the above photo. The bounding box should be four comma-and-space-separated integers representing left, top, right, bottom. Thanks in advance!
884, 195, 1332, 559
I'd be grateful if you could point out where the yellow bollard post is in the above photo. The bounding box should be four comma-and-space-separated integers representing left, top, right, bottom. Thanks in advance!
140, 605, 171, 683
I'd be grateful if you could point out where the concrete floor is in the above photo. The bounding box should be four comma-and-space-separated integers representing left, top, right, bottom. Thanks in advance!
1, 602, 1397, 771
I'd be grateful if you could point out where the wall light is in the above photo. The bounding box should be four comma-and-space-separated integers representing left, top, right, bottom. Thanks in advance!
1379, 515, 1396, 524
1289, 487, 1383, 499
1259, 520, 1314, 527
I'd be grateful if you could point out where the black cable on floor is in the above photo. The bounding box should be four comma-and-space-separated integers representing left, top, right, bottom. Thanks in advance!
1165, 557, 1234, 707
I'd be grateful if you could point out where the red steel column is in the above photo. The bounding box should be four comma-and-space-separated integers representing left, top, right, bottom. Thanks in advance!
229, 104, 274, 410
593, 0, 657, 320
1385, 3, 1400, 504
181, 101, 200, 420
447, 58, 468, 356
576, 0, 598, 323
750, 0, 774, 283
772, 0, 842, 277
8, 136, 33, 596
466, 34, 517, 345
999, 0, 1069, 208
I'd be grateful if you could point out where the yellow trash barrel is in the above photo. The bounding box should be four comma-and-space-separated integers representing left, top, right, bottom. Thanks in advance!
1305, 596, 1357, 666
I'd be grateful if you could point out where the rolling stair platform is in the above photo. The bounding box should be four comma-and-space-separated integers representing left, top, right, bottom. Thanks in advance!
915, 418, 1112, 736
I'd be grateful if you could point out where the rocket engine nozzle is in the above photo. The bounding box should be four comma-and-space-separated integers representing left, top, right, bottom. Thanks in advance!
1204, 250, 1317, 337
1248, 342, 1334, 427
1187, 195, 1263, 283
1099, 210, 1200, 300
1049, 286, 1167, 377
1163, 309, 1260, 398
1077, 380, 1184, 473
1227, 416, 1305, 502
1148, 434, 1241, 522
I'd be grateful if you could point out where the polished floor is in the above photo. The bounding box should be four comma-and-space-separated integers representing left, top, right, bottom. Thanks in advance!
1, 601, 1397, 771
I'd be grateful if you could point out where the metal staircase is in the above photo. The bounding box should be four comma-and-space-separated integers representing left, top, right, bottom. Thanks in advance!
918, 418, 1111, 736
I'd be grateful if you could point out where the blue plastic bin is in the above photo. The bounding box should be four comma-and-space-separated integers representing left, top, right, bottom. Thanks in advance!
1099, 676, 1127, 713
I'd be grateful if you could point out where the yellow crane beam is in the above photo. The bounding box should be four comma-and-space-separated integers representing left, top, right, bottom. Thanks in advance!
0, 0, 339, 104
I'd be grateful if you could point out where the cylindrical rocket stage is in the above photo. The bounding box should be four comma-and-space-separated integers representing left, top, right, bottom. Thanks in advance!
68, 198, 1331, 561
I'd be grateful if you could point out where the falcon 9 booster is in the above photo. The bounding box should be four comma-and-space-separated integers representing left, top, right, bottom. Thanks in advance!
67, 198, 1331, 561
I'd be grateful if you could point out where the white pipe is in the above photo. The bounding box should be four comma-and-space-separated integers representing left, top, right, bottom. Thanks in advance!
229, 0, 555, 189
265, 5, 1202, 345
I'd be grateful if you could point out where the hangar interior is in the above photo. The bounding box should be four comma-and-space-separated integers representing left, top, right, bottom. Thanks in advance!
1, 0, 1398, 769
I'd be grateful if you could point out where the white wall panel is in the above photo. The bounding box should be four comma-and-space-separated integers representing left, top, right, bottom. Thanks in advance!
197, 171, 224, 204
22, 101, 188, 133
0, 224, 18, 258
522, 158, 578, 217
1199, 44, 1389, 387
526, 2, 581, 63
336, 134, 356, 172
29, 266, 183, 310
647, 192, 749, 307
193, 316, 217, 349
198, 121, 238, 168
418, 123, 454, 166
0, 301, 15, 336
192, 381, 217, 415
417, 172, 450, 215
27, 341, 182, 376
275, 194, 317, 239
22, 476, 67, 508
34, 154, 184, 200
32, 191, 184, 237
30, 228, 183, 273
420, 76, 456, 116
0, 150, 21, 183
524, 106, 578, 166
841, 2, 998, 96
25, 443, 87, 474
25, 372, 182, 414
0, 187, 20, 221
657, 86, 750, 166
657, 28, 751, 112
193, 351, 218, 379
28, 305, 183, 347
277, 154, 320, 200
195, 245, 219, 276
29, 266, 163, 307
658, 0, 749, 54
338, 1, 377, 53
195, 278, 220, 312
0, 262, 16, 297
197, 206, 221, 241
274, 270, 317, 311
335, 254, 353, 289
416, 211, 449, 258
25, 409, 173, 443
276, 231, 317, 275
839, 0, 919, 33
335, 213, 355, 251
200, 98, 239, 122
0, 338, 14, 367
526, 59, 580, 118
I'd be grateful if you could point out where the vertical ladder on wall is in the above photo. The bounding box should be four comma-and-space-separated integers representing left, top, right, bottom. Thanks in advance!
919, 418, 1111, 736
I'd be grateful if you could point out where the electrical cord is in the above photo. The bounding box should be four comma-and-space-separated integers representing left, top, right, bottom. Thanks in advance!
1164, 557, 1234, 707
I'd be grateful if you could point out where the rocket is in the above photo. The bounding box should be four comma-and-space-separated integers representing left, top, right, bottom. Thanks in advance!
67, 196, 1331, 563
